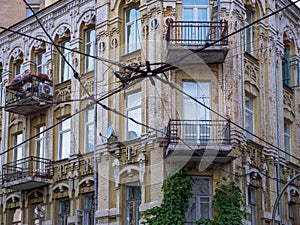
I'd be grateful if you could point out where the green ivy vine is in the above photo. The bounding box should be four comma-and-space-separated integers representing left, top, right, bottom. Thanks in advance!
141, 167, 194, 225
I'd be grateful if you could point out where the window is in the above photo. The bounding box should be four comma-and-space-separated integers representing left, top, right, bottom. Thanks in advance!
125, 185, 141, 225
59, 41, 72, 82
36, 52, 47, 74
58, 118, 71, 160
85, 109, 94, 153
58, 199, 70, 225
85, 29, 95, 73
182, 0, 209, 44
182, 82, 210, 143
35, 126, 46, 172
284, 121, 291, 161
248, 187, 256, 225
125, 5, 141, 53
244, 9, 253, 54
288, 202, 295, 224
125, 91, 142, 140
245, 94, 254, 140
186, 177, 212, 223
14, 63, 23, 78
10, 208, 21, 225
76, 194, 95, 225
282, 51, 290, 86
26, 7, 39, 17
13, 133, 23, 164
34, 204, 45, 225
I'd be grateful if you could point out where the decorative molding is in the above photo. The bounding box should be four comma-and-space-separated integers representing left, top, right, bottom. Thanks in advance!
11, 47, 23, 61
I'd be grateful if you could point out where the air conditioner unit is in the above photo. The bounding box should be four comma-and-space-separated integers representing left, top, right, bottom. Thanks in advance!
39, 83, 54, 97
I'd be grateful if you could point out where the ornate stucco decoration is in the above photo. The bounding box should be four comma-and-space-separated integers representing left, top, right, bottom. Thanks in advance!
11, 47, 23, 61
82, 10, 96, 26
56, 25, 70, 39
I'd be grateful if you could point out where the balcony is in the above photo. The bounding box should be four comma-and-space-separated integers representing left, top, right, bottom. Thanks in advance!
5, 74, 54, 115
2, 156, 53, 191
165, 120, 232, 162
166, 21, 229, 64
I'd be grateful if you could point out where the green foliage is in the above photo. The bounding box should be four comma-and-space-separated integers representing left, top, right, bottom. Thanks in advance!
196, 175, 246, 225
141, 167, 194, 225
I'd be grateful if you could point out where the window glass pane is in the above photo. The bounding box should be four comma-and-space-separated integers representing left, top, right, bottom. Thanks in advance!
60, 42, 71, 82
85, 110, 94, 152
125, 6, 141, 53
126, 91, 142, 139
85, 29, 95, 72
125, 186, 141, 225
58, 199, 70, 225
58, 118, 71, 159
36, 52, 46, 74
183, 0, 209, 5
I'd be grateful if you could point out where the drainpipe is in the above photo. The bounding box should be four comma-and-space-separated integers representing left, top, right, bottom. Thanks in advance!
93, 24, 98, 225
274, 40, 282, 225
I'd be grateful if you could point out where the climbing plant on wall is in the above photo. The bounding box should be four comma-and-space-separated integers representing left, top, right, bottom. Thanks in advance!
141, 167, 194, 225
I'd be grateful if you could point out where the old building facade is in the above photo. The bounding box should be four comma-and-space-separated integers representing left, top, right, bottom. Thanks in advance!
0, 0, 299, 224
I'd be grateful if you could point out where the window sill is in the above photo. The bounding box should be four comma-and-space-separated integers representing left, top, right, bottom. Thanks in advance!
121, 49, 141, 62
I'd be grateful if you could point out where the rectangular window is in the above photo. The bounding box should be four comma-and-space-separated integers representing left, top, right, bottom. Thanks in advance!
59, 41, 72, 82
125, 91, 142, 140
14, 63, 23, 78
125, 5, 141, 53
245, 9, 253, 54
125, 185, 141, 225
26, 7, 39, 17
182, 0, 209, 44
58, 199, 70, 225
245, 94, 254, 140
182, 82, 210, 143
186, 177, 212, 222
85, 109, 94, 153
13, 133, 23, 164
85, 29, 95, 73
284, 121, 291, 161
34, 203, 45, 225
10, 208, 21, 225
282, 51, 291, 86
36, 52, 47, 75
35, 126, 46, 172
248, 187, 256, 225
288, 202, 295, 224
58, 118, 71, 160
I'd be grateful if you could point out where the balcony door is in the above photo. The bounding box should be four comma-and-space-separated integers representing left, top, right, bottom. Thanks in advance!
182, 0, 209, 44
182, 81, 210, 144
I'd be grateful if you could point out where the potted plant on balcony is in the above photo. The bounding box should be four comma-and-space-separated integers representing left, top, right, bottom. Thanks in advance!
9, 77, 22, 91
37, 73, 50, 82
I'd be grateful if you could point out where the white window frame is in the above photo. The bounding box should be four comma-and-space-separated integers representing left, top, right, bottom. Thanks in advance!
245, 94, 254, 140
284, 121, 292, 161
125, 91, 142, 140
14, 62, 23, 78
186, 176, 212, 222
58, 118, 71, 160
125, 5, 141, 54
84, 109, 94, 153
35, 125, 46, 172
182, 81, 210, 143
244, 9, 253, 54
36, 52, 47, 75
182, 0, 210, 21
85, 29, 96, 73
59, 41, 72, 83
13, 133, 23, 164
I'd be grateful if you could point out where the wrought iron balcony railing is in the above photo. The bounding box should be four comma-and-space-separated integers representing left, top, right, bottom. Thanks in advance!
167, 119, 230, 147
166, 21, 228, 46
2, 156, 53, 190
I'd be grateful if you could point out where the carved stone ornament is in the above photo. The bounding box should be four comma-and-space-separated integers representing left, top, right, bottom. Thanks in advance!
56, 25, 70, 39
82, 10, 96, 26
12, 47, 23, 61
33, 40, 45, 51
